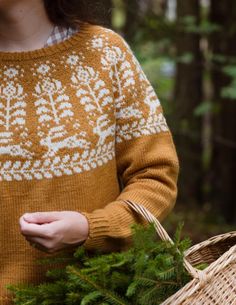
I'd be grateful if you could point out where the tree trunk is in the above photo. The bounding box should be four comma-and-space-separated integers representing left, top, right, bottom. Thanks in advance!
173, 0, 203, 203
123, 0, 142, 41
210, 0, 236, 223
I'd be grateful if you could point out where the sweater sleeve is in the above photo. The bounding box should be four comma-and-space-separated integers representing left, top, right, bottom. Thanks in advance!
81, 29, 179, 252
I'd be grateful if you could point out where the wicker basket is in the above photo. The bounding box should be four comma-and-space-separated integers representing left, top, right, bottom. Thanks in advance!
123, 200, 236, 305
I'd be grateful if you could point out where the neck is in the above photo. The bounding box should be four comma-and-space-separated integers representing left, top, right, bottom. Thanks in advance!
0, 0, 54, 52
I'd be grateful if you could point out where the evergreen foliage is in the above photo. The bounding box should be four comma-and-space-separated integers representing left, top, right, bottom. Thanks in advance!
9, 223, 197, 305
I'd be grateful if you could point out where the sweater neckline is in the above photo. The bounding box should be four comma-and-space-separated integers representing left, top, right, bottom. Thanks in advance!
0, 21, 93, 61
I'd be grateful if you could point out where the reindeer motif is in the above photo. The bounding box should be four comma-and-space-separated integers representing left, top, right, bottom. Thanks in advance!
40, 126, 90, 158
144, 85, 161, 116
0, 143, 34, 159
116, 105, 142, 120
93, 114, 115, 146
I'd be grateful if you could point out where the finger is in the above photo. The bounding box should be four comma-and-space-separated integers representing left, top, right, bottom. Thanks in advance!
20, 218, 53, 238
26, 236, 48, 245
25, 236, 57, 253
22, 212, 62, 224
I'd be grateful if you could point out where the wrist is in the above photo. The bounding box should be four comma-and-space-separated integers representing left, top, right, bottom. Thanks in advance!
79, 212, 89, 243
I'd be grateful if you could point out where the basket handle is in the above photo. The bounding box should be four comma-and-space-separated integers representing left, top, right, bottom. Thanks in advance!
123, 200, 200, 279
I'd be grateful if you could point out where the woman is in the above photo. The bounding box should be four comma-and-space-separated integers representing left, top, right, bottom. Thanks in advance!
0, 0, 179, 303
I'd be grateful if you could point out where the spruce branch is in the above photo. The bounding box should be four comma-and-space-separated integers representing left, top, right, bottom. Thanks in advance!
9, 223, 196, 305
67, 266, 131, 305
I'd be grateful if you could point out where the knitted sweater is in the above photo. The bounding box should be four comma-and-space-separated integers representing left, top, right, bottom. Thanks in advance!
0, 21, 179, 303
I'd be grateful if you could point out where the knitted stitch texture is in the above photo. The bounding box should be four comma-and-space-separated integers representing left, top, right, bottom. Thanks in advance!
0, 22, 179, 303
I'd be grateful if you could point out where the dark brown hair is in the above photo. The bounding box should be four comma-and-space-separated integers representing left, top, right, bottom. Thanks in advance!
43, 0, 112, 28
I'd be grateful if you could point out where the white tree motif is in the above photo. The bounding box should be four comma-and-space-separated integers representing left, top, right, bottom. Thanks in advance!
89, 35, 132, 105
69, 63, 112, 115
0, 67, 34, 159
0, 82, 26, 131
34, 77, 72, 125
88, 34, 144, 123
100, 44, 147, 125
32, 63, 90, 158
101, 46, 131, 104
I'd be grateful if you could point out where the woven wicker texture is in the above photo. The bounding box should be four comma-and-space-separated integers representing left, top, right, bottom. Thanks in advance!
123, 200, 236, 305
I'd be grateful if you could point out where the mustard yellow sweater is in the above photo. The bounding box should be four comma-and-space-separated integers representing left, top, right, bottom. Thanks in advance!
0, 22, 179, 303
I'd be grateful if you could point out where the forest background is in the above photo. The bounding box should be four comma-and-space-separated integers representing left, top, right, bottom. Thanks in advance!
99, 0, 236, 242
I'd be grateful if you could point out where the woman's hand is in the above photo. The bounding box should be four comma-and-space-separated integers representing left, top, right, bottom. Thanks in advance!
19, 211, 89, 253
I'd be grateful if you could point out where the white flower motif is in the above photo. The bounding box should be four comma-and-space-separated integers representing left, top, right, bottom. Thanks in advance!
73, 66, 96, 84
92, 38, 103, 49
4, 68, 18, 79
76, 67, 89, 83
35, 78, 62, 95
67, 55, 79, 66
2, 83, 17, 99
104, 47, 117, 64
37, 64, 50, 75
42, 80, 56, 94
101, 46, 124, 69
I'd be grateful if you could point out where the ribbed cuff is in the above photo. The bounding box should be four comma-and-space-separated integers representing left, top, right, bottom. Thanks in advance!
80, 210, 111, 250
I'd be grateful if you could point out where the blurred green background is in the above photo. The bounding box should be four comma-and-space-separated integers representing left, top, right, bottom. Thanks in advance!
102, 0, 236, 243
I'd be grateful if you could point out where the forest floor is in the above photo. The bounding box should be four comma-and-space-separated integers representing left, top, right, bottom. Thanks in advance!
163, 202, 235, 245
